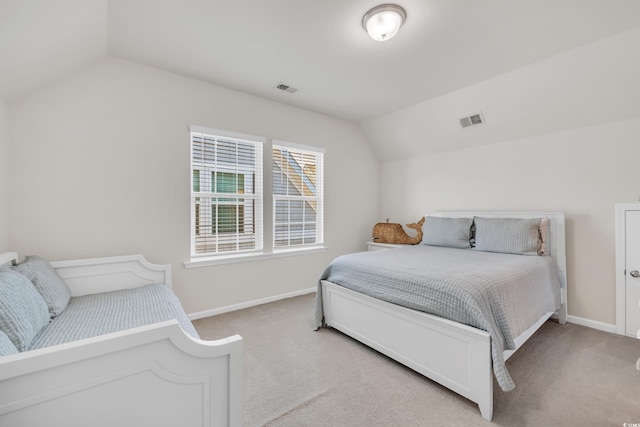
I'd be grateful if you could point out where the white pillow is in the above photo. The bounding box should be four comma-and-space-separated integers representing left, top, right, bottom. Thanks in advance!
539, 217, 549, 255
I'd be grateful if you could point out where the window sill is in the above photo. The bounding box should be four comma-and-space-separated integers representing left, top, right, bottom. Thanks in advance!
183, 246, 329, 269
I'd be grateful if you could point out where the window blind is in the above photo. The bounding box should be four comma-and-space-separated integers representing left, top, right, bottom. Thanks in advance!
191, 128, 263, 257
272, 142, 324, 250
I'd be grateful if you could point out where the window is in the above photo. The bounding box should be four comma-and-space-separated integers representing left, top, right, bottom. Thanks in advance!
272, 141, 324, 250
188, 126, 325, 266
190, 126, 263, 257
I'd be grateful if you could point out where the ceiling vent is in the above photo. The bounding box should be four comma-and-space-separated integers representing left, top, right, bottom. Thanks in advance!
276, 82, 298, 94
460, 112, 485, 129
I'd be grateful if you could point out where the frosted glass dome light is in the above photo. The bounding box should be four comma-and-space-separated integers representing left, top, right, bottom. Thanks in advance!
362, 4, 406, 41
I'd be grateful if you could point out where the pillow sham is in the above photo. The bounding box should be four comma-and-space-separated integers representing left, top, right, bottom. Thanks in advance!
0, 330, 18, 356
13, 255, 71, 317
539, 217, 549, 255
421, 216, 473, 249
473, 217, 542, 255
0, 269, 50, 351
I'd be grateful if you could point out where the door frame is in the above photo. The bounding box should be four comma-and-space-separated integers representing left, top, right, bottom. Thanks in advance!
615, 203, 640, 336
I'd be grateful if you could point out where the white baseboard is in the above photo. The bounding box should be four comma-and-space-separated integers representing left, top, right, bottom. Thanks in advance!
188, 287, 317, 320
566, 315, 616, 334
189, 291, 620, 335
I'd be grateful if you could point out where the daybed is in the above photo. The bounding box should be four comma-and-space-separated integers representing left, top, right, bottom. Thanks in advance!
0, 252, 242, 427
315, 211, 567, 421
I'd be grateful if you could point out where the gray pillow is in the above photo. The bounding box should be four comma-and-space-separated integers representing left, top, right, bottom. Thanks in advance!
421, 216, 473, 249
473, 217, 542, 255
13, 255, 71, 317
0, 330, 18, 356
0, 269, 50, 351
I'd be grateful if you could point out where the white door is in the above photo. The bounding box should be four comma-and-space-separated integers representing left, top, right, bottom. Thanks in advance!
625, 210, 640, 337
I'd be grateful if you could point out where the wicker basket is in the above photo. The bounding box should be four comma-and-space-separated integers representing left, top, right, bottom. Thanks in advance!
371, 217, 425, 245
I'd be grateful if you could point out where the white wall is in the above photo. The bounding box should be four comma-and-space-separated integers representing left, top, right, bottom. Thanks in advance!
369, 26, 640, 328
0, 101, 8, 251
380, 117, 640, 325
8, 56, 380, 314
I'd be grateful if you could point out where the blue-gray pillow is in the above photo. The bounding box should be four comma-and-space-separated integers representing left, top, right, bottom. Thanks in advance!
0, 269, 50, 351
473, 217, 542, 255
421, 216, 473, 249
0, 330, 18, 356
13, 255, 71, 317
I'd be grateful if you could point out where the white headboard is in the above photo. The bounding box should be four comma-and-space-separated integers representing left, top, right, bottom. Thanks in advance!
0, 253, 172, 296
426, 211, 567, 323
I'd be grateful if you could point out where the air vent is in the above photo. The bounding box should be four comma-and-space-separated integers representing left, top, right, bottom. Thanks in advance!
460, 112, 485, 129
276, 82, 298, 94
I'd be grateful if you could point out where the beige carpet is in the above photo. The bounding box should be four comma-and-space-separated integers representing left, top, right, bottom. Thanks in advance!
193, 293, 640, 427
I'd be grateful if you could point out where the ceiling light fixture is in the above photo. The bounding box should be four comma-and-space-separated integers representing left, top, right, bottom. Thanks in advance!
362, 4, 406, 41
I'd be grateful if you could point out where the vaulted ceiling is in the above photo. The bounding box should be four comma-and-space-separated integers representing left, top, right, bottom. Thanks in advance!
2, 0, 640, 157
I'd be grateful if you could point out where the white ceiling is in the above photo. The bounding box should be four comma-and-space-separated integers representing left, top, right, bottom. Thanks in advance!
2, 0, 640, 147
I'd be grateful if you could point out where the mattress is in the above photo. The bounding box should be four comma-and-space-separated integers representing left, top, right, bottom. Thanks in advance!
29, 283, 199, 350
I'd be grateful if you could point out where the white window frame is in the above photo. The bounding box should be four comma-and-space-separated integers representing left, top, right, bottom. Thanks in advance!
185, 128, 327, 268
189, 125, 264, 260
272, 140, 325, 252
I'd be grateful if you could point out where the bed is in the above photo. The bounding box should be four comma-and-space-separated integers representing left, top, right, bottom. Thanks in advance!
0, 253, 242, 427
315, 211, 567, 421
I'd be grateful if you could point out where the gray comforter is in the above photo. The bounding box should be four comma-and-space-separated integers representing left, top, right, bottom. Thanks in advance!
315, 245, 561, 391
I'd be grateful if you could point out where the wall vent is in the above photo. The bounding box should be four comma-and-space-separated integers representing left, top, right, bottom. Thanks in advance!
276, 82, 298, 94
460, 112, 485, 129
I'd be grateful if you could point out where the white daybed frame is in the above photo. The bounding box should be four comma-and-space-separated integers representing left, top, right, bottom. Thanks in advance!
0, 253, 242, 427
320, 211, 567, 421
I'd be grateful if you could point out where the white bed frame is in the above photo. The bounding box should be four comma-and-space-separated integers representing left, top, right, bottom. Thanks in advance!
320, 211, 567, 421
0, 253, 243, 427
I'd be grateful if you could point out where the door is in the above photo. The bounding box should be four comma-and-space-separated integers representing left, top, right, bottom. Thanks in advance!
625, 210, 640, 337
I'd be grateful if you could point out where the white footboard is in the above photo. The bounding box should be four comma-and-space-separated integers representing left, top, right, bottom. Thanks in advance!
321, 281, 494, 421
0, 321, 243, 427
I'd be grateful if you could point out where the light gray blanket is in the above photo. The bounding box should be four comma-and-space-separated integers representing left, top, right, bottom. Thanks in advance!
30, 284, 199, 350
315, 245, 561, 391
